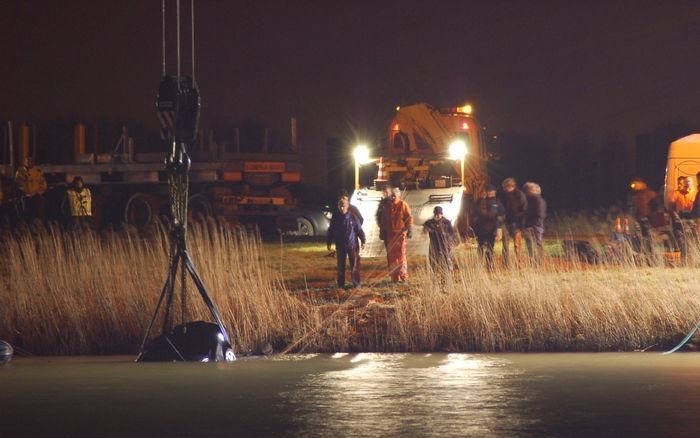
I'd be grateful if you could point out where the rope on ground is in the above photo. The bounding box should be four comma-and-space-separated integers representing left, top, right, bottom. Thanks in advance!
662, 320, 700, 355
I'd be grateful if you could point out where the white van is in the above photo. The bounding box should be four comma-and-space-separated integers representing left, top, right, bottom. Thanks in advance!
664, 134, 700, 209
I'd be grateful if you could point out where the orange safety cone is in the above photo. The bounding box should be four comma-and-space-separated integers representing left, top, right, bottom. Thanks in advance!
377, 156, 387, 181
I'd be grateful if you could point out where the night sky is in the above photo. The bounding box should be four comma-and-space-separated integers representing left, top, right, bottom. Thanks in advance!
2, 0, 699, 191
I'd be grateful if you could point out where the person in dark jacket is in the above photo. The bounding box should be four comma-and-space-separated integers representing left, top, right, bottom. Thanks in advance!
499, 177, 527, 266
327, 198, 366, 289
375, 186, 392, 242
422, 206, 457, 275
522, 182, 546, 262
629, 178, 657, 255
336, 189, 363, 224
473, 184, 505, 270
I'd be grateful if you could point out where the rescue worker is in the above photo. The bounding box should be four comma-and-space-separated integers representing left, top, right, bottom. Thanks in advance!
379, 187, 413, 282
629, 178, 657, 255
472, 184, 505, 270
66, 176, 92, 228
670, 176, 696, 261
422, 206, 457, 275
499, 177, 527, 267
522, 182, 547, 263
670, 176, 695, 218
327, 197, 366, 289
692, 171, 700, 237
336, 189, 363, 224
15, 157, 48, 222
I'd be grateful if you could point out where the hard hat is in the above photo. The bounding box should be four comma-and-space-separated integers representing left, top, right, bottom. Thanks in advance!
630, 179, 647, 191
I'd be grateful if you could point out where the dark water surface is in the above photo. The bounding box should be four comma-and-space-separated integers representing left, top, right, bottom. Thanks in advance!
2, 353, 700, 437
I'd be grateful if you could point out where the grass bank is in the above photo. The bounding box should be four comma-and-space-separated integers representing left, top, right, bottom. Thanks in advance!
1, 222, 699, 355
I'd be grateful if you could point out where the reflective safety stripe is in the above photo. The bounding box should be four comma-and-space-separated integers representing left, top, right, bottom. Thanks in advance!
67, 188, 92, 216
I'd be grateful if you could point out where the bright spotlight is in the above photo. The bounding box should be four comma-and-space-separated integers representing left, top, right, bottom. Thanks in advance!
353, 145, 371, 164
448, 140, 468, 160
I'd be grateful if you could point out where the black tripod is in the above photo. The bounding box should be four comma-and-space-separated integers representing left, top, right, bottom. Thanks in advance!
136, 74, 235, 362
137, 2, 234, 362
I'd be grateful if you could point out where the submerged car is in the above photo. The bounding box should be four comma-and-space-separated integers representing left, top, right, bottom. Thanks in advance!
276, 204, 332, 237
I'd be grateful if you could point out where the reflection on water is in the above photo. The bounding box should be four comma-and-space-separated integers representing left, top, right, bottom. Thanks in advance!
2, 353, 700, 437
281, 353, 536, 437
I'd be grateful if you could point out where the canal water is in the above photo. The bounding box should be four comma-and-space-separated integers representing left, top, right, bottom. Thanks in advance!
2, 353, 700, 437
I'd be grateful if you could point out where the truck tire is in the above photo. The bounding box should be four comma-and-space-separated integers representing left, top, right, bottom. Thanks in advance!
124, 193, 154, 229
296, 217, 315, 236
188, 193, 212, 222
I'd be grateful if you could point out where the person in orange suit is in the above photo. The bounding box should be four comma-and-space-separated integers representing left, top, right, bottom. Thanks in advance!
379, 187, 413, 282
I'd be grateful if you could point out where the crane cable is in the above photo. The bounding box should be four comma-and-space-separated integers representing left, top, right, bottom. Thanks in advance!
161, 0, 166, 76
191, 0, 195, 82
161, 0, 196, 81
176, 0, 181, 79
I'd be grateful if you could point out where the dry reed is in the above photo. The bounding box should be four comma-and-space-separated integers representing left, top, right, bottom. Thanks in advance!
2, 221, 700, 355
0, 221, 317, 355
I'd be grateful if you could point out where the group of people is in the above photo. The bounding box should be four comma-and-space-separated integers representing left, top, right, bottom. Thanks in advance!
326, 187, 416, 289
472, 178, 547, 270
631, 173, 700, 259
326, 178, 548, 289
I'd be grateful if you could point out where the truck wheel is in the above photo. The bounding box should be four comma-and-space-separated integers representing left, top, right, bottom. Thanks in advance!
124, 193, 153, 229
296, 217, 315, 236
188, 194, 211, 222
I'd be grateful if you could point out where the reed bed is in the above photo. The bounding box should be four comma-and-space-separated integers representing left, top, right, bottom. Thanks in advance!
2, 221, 700, 355
0, 221, 317, 355
383, 256, 700, 352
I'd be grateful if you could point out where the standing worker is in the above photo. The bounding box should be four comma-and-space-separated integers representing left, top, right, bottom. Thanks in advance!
670, 176, 696, 261
66, 176, 92, 229
336, 189, 363, 224
327, 197, 366, 289
629, 178, 657, 255
379, 187, 413, 282
15, 157, 48, 222
472, 184, 505, 270
375, 186, 392, 242
522, 182, 547, 263
499, 177, 527, 267
423, 206, 457, 275
692, 172, 700, 238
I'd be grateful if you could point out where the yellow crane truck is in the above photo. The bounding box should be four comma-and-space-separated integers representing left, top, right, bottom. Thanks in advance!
351, 102, 489, 257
